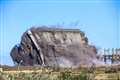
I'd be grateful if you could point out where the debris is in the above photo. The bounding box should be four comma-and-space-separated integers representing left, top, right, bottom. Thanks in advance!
10, 27, 99, 68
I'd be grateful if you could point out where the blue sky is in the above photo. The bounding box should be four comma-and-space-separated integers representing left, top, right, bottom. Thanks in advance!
0, 0, 120, 65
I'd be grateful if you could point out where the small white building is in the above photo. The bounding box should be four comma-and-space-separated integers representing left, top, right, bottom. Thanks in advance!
0, 68, 3, 72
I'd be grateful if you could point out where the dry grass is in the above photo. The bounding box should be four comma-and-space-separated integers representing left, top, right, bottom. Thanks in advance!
0, 65, 120, 80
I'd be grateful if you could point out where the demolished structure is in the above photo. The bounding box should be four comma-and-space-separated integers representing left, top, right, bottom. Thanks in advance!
10, 27, 100, 68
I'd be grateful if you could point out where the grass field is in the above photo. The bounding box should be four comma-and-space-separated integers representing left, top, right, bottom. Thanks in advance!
0, 64, 120, 80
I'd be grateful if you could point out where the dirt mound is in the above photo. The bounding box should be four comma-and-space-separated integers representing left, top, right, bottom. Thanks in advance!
10, 27, 100, 68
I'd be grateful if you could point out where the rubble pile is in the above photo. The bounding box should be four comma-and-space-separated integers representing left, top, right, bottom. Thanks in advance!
10, 27, 100, 68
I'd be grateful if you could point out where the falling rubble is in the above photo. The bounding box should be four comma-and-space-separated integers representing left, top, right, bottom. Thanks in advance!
10, 26, 102, 68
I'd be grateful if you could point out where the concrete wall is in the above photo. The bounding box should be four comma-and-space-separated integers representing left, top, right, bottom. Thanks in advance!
31, 28, 87, 46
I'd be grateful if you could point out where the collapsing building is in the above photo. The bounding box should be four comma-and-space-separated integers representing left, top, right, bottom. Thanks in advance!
10, 27, 101, 68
